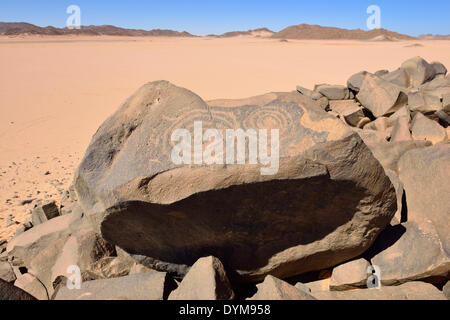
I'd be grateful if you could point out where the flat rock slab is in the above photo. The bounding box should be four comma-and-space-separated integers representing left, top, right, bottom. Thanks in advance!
313, 281, 446, 300
330, 258, 370, 291
75, 81, 397, 282
55, 272, 176, 300
371, 222, 449, 285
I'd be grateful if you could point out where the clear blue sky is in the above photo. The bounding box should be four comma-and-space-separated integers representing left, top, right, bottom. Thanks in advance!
0, 0, 449, 36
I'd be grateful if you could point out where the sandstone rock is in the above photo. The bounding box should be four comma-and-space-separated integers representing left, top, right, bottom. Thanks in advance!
408, 91, 442, 114
419, 76, 450, 99
74, 81, 397, 282
411, 113, 447, 144
354, 139, 430, 173
443, 93, 450, 112
118, 252, 190, 280
387, 106, 411, 127
0, 279, 36, 300
436, 110, 450, 127
329, 100, 365, 127
431, 61, 447, 77
0, 260, 16, 283
369, 144, 450, 286
316, 96, 330, 110
296, 86, 323, 100
401, 56, 436, 87
14, 273, 48, 300
304, 278, 330, 293
357, 117, 371, 129
55, 272, 176, 300
364, 117, 389, 132
390, 116, 412, 142
375, 70, 389, 77
248, 275, 316, 300
381, 68, 410, 88
357, 74, 408, 118
371, 222, 449, 286
347, 71, 369, 92
294, 282, 312, 294
7, 212, 114, 297
168, 256, 234, 300
330, 258, 370, 291
313, 281, 446, 300
316, 84, 350, 100
31, 201, 60, 226
443, 281, 450, 299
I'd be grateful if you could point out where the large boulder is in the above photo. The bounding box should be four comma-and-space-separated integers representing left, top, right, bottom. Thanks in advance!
370, 144, 450, 285
74, 81, 397, 282
313, 281, 446, 300
168, 256, 234, 300
401, 56, 437, 88
357, 74, 408, 118
248, 275, 316, 300
371, 222, 449, 285
54, 272, 176, 300
6, 212, 115, 297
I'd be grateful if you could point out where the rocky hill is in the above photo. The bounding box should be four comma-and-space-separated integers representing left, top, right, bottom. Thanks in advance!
0, 22, 194, 37
272, 24, 416, 40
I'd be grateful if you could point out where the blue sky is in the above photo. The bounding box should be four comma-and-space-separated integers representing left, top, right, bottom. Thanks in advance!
0, 0, 449, 36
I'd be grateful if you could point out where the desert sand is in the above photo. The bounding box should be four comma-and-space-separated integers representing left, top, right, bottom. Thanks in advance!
1, 35, 450, 241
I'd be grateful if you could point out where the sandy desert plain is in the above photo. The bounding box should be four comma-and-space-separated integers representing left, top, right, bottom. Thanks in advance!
0, 34, 450, 243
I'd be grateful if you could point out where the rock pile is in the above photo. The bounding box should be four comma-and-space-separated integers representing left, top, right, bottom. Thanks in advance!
0, 56, 448, 300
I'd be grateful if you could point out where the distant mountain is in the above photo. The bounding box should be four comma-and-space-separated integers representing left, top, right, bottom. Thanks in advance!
212, 28, 274, 38
419, 34, 450, 40
0, 22, 421, 40
272, 24, 416, 40
0, 22, 194, 37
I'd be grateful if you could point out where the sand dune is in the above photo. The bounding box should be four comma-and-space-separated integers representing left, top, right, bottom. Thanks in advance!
0, 35, 450, 241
